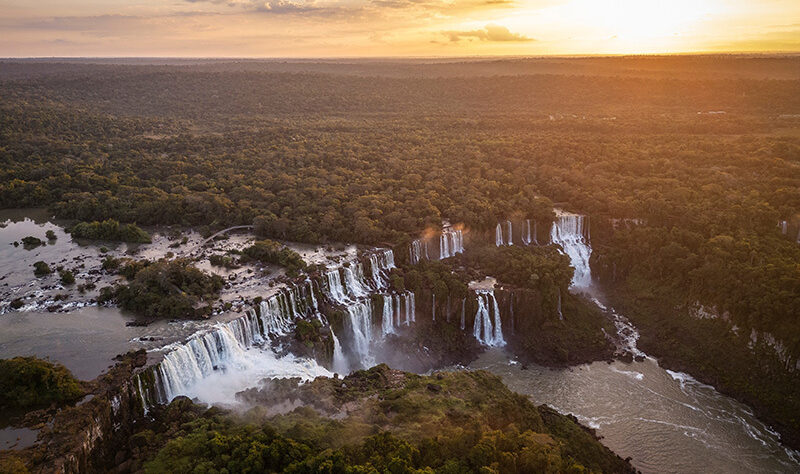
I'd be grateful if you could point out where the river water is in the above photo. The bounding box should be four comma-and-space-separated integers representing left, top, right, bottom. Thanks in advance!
3, 212, 799, 472
468, 350, 799, 473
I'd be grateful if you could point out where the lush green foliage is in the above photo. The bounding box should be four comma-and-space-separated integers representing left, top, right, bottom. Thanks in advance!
243, 239, 307, 276
32, 261, 51, 277
392, 260, 469, 303
59, 269, 75, 285
0, 357, 84, 410
139, 366, 632, 473
20, 236, 44, 248
462, 245, 573, 296
69, 219, 151, 243
101, 259, 223, 319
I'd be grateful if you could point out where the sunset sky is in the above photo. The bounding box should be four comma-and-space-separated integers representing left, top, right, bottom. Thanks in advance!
1, 0, 799, 57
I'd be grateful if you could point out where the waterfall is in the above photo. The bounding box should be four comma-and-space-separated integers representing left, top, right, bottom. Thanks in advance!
142, 248, 408, 407
506, 220, 513, 245
780, 220, 788, 235
404, 292, 415, 325
440, 233, 449, 260
345, 300, 375, 367
523, 219, 532, 245
432, 294, 436, 321
472, 291, 505, 347
439, 229, 464, 259
259, 296, 293, 336
460, 298, 466, 330
550, 212, 592, 288
510, 293, 514, 334
409, 239, 430, 264
533, 220, 539, 245
307, 279, 318, 310
343, 264, 369, 299
331, 329, 348, 374
369, 249, 395, 289
325, 268, 348, 304
557, 289, 563, 320
381, 295, 394, 336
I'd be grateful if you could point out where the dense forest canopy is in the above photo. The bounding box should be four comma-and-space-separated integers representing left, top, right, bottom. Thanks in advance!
0, 56, 798, 356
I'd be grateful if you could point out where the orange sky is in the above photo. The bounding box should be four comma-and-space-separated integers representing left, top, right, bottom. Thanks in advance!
1, 0, 799, 57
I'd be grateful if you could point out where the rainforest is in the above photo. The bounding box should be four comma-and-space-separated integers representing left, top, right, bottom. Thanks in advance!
0, 56, 799, 473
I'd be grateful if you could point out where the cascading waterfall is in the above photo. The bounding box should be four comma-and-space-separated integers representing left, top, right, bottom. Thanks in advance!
345, 300, 375, 366
557, 289, 563, 320
550, 212, 592, 288
460, 298, 466, 330
472, 290, 505, 347
496, 221, 513, 246
432, 293, 436, 321
409, 239, 430, 264
331, 329, 348, 374
404, 292, 416, 325
523, 219, 532, 245
510, 293, 514, 334
325, 268, 348, 304
369, 249, 395, 289
343, 264, 369, 299
381, 295, 394, 336
307, 279, 318, 310
141, 248, 408, 406
439, 229, 464, 259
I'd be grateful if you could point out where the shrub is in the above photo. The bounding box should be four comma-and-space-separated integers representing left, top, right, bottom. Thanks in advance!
33, 261, 52, 277
0, 357, 84, 410
243, 240, 307, 277
69, 219, 151, 243
59, 270, 75, 285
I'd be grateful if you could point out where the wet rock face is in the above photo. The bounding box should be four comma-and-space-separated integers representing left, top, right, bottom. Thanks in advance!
17, 351, 149, 473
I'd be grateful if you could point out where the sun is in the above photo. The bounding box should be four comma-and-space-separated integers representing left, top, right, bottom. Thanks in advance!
493, 0, 724, 54
577, 0, 717, 41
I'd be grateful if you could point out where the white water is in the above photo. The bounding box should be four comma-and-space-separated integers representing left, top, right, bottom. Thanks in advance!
325, 268, 349, 304
345, 300, 375, 367
550, 212, 592, 288
472, 290, 505, 347
145, 248, 409, 404
506, 220, 513, 245
469, 350, 800, 474
495, 223, 504, 246
522, 219, 532, 245
439, 229, 464, 259
331, 329, 348, 374
152, 311, 331, 405
409, 239, 429, 264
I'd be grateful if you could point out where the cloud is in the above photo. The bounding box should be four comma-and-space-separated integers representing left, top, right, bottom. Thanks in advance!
445, 24, 533, 42
183, 0, 513, 17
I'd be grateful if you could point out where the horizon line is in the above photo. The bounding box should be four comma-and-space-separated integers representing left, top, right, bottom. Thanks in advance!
3, 51, 800, 61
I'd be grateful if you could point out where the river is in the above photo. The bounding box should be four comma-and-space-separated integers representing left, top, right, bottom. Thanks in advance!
467, 350, 799, 473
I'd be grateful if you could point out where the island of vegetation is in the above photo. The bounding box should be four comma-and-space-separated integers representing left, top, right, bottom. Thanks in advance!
69, 219, 151, 243
100, 259, 224, 319
0, 357, 84, 411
